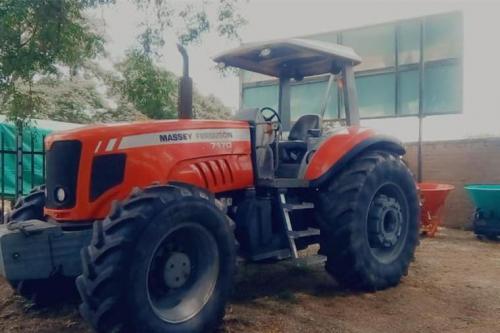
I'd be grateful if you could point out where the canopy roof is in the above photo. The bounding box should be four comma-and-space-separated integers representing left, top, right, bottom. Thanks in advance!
213, 38, 362, 79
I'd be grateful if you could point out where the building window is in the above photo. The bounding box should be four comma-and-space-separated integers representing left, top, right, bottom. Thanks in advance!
242, 84, 278, 111
398, 69, 419, 116
424, 61, 462, 114
290, 80, 339, 121
240, 11, 463, 121
357, 73, 396, 117
342, 24, 396, 72
241, 79, 339, 121
398, 19, 421, 66
424, 13, 463, 62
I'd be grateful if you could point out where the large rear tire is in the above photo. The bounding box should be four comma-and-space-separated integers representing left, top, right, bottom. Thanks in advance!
76, 184, 236, 333
317, 151, 419, 291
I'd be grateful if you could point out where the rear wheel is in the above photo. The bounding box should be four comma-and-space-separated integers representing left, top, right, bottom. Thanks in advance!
317, 151, 419, 291
77, 184, 236, 333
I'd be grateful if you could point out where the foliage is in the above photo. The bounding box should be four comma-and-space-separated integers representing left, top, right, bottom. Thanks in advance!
0, 0, 244, 125
113, 51, 231, 121
0, 0, 111, 124
27, 76, 105, 123
115, 50, 178, 119
18, 54, 232, 125
113, 0, 245, 118
216, 0, 248, 40
132, 0, 247, 54
193, 92, 231, 120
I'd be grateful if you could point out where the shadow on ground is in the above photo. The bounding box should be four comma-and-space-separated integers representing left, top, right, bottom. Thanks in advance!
233, 260, 355, 304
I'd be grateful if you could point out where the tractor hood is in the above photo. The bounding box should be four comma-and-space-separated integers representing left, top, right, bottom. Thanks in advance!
45, 119, 250, 151
44, 119, 254, 222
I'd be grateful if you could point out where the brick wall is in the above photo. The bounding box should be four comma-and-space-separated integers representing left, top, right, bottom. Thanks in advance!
404, 138, 500, 229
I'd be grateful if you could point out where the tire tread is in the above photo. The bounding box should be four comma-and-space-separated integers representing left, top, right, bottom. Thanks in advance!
77, 183, 226, 333
317, 150, 419, 291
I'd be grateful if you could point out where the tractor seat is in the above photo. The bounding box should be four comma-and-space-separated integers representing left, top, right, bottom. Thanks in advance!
279, 114, 320, 162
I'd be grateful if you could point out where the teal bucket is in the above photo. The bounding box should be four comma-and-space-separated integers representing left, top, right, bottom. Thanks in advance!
464, 184, 500, 217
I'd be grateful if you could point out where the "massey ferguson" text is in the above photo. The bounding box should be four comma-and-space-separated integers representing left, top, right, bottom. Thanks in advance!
159, 131, 233, 143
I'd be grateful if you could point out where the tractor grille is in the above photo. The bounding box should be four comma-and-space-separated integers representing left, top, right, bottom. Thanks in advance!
45, 140, 82, 209
192, 159, 235, 188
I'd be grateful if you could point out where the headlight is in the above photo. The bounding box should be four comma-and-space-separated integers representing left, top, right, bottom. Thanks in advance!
56, 187, 66, 203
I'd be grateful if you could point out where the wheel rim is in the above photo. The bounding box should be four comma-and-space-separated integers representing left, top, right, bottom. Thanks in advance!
146, 222, 219, 324
366, 183, 409, 263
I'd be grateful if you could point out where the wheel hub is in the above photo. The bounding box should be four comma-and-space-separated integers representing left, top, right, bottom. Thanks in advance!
147, 223, 220, 324
163, 252, 191, 289
380, 209, 403, 247
369, 194, 403, 249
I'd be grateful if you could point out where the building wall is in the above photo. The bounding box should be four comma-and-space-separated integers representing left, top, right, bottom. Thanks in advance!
404, 137, 500, 229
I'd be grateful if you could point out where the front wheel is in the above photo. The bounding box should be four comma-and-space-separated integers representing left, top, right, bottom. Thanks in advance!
317, 151, 419, 291
77, 184, 236, 333
4, 185, 45, 224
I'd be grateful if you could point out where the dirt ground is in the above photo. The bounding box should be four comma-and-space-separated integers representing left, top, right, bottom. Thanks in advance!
0, 228, 499, 333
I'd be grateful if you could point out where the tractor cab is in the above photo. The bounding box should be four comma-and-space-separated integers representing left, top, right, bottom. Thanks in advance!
214, 39, 362, 182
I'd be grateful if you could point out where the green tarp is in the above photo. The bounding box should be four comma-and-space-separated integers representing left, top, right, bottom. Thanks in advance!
0, 123, 51, 197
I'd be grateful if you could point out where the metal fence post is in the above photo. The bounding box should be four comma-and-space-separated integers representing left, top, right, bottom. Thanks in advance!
15, 122, 23, 199
30, 132, 35, 189
42, 135, 46, 183
1, 132, 4, 223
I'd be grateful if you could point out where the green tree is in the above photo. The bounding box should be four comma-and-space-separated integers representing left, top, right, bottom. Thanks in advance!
0, 0, 112, 124
6, 56, 231, 125
115, 0, 246, 119
132, 0, 247, 55
113, 51, 231, 121
115, 50, 178, 119
193, 92, 231, 120
28, 75, 110, 123
0, 0, 244, 124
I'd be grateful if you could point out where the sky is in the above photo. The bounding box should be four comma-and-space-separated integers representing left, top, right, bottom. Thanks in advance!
91, 0, 470, 109
87, 0, 500, 142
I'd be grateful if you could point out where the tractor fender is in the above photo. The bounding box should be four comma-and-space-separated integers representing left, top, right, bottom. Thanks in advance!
304, 127, 405, 188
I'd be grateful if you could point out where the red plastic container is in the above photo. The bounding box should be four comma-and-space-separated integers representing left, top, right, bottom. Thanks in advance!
418, 183, 455, 237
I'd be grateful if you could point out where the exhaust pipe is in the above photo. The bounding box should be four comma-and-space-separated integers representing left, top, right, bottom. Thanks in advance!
177, 44, 193, 119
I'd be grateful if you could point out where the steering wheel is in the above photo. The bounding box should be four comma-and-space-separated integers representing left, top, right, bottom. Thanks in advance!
259, 107, 282, 128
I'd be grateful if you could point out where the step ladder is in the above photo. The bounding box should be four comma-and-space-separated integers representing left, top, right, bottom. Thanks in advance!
279, 192, 321, 259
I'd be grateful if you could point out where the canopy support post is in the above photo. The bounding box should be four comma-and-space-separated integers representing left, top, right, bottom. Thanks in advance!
278, 77, 291, 131
342, 65, 360, 126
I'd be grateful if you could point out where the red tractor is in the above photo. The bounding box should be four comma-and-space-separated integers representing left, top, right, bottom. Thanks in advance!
0, 39, 419, 333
